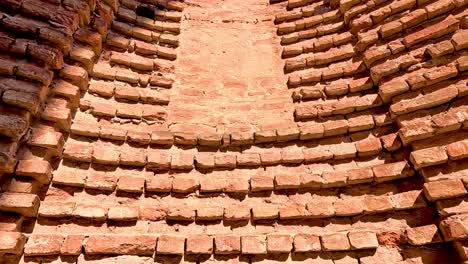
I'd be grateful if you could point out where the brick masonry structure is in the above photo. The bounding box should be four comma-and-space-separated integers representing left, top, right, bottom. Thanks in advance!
0, 0, 467, 263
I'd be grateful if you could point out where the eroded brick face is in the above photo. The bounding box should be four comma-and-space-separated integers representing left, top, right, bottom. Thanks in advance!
1, 0, 468, 263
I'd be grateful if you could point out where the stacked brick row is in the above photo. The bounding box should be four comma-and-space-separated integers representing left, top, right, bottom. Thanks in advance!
0, 0, 121, 260
273, 0, 468, 262
0, 0, 181, 261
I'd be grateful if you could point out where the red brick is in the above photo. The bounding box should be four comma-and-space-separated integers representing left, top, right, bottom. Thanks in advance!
127, 131, 151, 145
237, 153, 261, 166
224, 177, 249, 193
167, 207, 195, 221
38, 201, 75, 218
186, 235, 213, 255
85, 172, 117, 191
117, 176, 145, 193
157, 235, 185, 255
293, 233, 321, 252
120, 147, 147, 166
108, 206, 139, 221
372, 161, 414, 182
364, 196, 394, 213
423, 179, 467, 201
320, 233, 350, 251
260, 150, 282, 165
266, 234, 293, 253
425, 0, 455, 19
215, 153, 237, 168
356, 137, 382, 157
63, 142, 93, 162
0, 231, 26, 254
307, 199, 335, 218
251, 175, 274, 192
197, 206, 223, 221
199, 176, 225, 193
440, 215, 468, 240
252, 204, 278, 220
139, 205, 167, 221
403, 15, 459, 47
410, 146, 448, 170
379, 79, 410, 103
347, 168, 374, 184
84, 235, 156, 255
322, 171, 347, 188
172, 175, 198, 193
447, 140, 468, 160
215, 235, 241, 254
73, 204, 108, 221
281, 148, 304, 163
0, 192, 39, 217
15, 160, 52, 184
92, 143, 120, 165
392, 190, 426, 210
334, 198, 364, 216
348, 231, 378, 250
224, 205, 251, 221
241, 236, 266, 254
279, 204, 308, 219
274, 173, 300, 189
171, 153, 194, 170
151, 131, 174, 145
147, 150, 171, 170
24, 234, 64, 256
406, 224, 442, 245
61, 235, 84, 255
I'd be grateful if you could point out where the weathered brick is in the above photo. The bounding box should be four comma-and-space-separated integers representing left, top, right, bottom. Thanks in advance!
38, 201, 75, 218
266, 234, 293, 253
293, 233, 321, 252
215, 235, 241, 254
0, 231, 26, 254
373, 161, 414, 182
108, 206, 139, 221
73, 204, 108, 221
320, 233, 350, 251
0, 192, 39, 217
406, 224, 442, 245
186, 235, 213, 255
84, 235, 156, 255
241, 236, 266, 254
447, 140, 468, 160
410, 146, 448, 170
24, 234, 64, 256
197, 206, 223, 220
348, 231, 378, 250
61, 235, 84, 255
423, 179, 467, 201
252, 204, 278, 220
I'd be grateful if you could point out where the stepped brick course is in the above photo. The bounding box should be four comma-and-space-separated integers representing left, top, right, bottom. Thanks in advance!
0, 0, 467, 263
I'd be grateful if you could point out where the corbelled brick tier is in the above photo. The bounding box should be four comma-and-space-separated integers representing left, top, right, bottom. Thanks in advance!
0, 0, 467, 263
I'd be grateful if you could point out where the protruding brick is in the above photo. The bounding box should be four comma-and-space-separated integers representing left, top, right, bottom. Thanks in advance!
157, 235, 185, 255
0, 231, 26, 254
84, 235, 156, 255
24, 234, 64, 256
215, 235, 241, 254
186, 235, 213, 255
320, 233, 350, 251
61, 235, 84, 255
293, 233, 321, 252
266, 234, 293, 253
423, 179, 467, 201
348, 231, 378, 250
406, 224, 442, 245
241, 236, 266, 255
